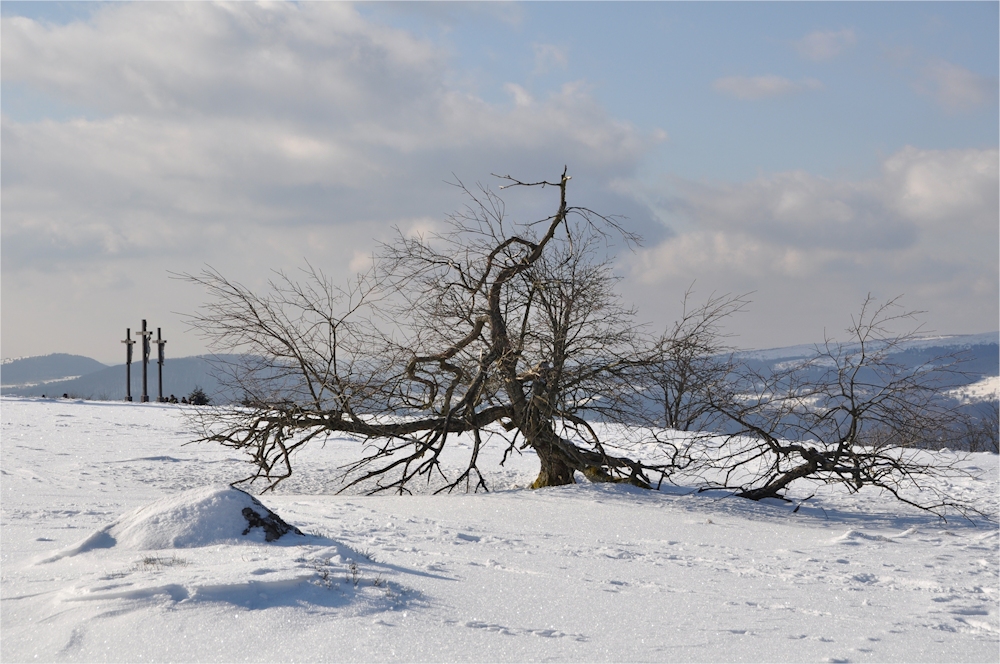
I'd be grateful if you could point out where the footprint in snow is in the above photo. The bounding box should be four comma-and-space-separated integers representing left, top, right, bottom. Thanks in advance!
462, 620, 588, 641
948, 606, 990, 616
832, 530, 894, 545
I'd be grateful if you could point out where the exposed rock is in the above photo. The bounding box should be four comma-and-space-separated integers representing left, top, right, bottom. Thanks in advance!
241, 504, 303, 542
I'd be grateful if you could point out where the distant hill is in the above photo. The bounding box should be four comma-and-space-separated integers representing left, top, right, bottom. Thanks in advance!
1, 354, 108, 387
737, 331, 999, 364
0, 355, 241, 403
4, 332, 995, 405
735, 332, 998, 397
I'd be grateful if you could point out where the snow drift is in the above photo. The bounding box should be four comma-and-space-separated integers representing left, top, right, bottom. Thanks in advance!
40, 485, 305, 562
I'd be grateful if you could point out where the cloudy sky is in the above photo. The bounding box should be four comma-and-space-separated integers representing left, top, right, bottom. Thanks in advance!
2, 2, 997, 364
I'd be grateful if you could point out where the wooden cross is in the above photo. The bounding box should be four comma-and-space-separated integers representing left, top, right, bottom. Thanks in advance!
137, 320, 153, 402
155, 328, 167, 402
121, 328, 135, 402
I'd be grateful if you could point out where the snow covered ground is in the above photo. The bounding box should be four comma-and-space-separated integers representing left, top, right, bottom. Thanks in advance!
949, 376, 1000, 403
2, 397, 997, 662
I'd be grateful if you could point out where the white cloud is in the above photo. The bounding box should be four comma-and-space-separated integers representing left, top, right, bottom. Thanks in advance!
712, 75, 823, 100
1, 3, 659, 360
918, 60, 999, 113
623, 147, 998, 340
504, 83, 534, 108
613, 146, 999, 348
0, 4, 651, 257
632, 146, 997, 276
532, 43, 568, 75
2, 2, 995, 360
794, 29, 857, 61
1, 3, 444, 122
882, 146, 999, 227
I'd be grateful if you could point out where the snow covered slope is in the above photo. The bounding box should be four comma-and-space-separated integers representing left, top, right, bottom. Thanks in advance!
1, 397, 997, 662
739, 332, 999, 363
0, 355, 237, 402
0, 353, 108, 387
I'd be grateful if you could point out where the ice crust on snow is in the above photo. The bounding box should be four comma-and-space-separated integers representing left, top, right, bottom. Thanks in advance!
40, 486, 305, 562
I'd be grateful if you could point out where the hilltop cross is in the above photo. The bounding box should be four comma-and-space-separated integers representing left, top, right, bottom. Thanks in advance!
155, 328, 167, 402
121, 328, 135, 402
137, 320, 153, 403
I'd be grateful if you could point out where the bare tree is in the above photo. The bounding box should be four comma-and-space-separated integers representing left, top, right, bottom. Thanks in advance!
184, 169, 682, 493
958, 400, 999, 453
651, 287, 748, 431
183, 173, 980, 516
698, 295, 979, 517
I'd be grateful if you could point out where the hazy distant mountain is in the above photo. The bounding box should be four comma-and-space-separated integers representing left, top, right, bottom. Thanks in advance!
1, 355, 241, 403
736, 332, 998, 397
1, 354, 108, 387
4, 332, 995, 404
737, 331, 999, 364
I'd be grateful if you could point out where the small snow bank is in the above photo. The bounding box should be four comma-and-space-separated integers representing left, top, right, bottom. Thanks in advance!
831, 527, 927, 545
40, 486, 304, 562
832, 529, 896, 544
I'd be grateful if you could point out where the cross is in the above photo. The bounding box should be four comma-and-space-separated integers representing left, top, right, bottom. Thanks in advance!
155, 328, 167, 364
121, 328, 135, 402
137, 320, 153, 402
155, 328, 167, 402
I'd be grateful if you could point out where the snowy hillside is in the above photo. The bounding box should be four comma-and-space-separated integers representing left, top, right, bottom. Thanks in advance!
1, 397, 997, 662
949, 376, 1000, 404
0, 355, 238, 402
739, 332, 1000, 363
0, 354, 108, 387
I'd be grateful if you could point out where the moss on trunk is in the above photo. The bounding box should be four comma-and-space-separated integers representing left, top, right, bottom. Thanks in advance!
529, 436, 576, 488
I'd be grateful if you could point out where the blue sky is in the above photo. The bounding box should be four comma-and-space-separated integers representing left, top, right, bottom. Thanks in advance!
363, 2, 998, 179
2, 2, 997, 363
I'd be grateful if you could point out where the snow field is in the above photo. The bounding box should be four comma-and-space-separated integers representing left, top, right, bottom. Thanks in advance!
1, 397, 997, 662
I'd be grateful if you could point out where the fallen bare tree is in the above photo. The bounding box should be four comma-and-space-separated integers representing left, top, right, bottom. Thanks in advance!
183, 169, 685, 493
697, 296, 982, 517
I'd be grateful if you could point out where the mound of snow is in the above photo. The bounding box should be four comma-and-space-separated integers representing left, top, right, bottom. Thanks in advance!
41, 486, 303, 561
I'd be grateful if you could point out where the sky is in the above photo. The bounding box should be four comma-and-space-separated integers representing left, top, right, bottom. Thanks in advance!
2, 1, 997, 365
